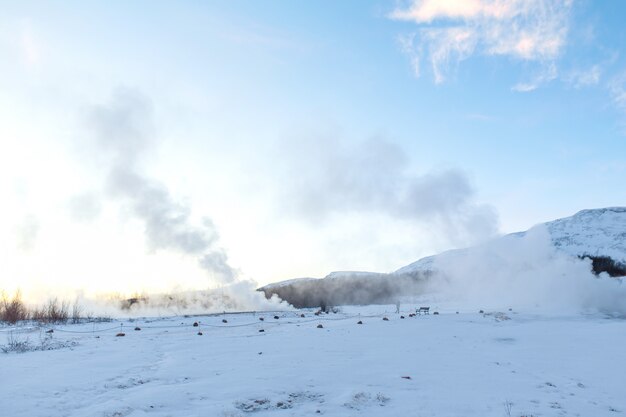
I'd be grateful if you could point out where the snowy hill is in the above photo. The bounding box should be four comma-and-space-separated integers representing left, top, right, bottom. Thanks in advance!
397, 207, 626, 276
261, 207, 626, 306
544, 207, 626, 263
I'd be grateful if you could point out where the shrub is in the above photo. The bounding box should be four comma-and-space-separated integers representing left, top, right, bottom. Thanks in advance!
71, 299, 83, 324
0, 291, 29, 324
1, 332, 32, 353
31, 298, 70, 324
1, 330, 78, 354
0, 292, 92, 325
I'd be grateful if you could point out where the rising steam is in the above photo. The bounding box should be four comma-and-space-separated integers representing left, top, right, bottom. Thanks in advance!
427, 225, 626, 314
273, 133, 498, 247
84, 88, 237, 285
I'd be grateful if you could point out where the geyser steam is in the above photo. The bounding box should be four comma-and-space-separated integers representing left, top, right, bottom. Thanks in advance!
84, 88, 237, 285
428, 225, 626, 313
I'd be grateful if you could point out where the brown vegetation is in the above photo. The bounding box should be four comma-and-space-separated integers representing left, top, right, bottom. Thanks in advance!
0, 291, 29, 324
0, 291, 89, 324
31, 298, 70, 324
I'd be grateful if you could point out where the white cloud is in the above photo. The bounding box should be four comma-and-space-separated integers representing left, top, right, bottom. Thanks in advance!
398, 33, 421, 78
391, 0, 573, 86
421, 27, 477, 83
511, 62, 558, 92
564, 65, 601, 88
609, 71, 626, 116
391, 0, 517, 22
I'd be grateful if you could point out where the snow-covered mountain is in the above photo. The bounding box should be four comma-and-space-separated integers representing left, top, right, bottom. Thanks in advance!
396, 207, 626, 276
544, 207, 626, 263
260, 207, 626, 306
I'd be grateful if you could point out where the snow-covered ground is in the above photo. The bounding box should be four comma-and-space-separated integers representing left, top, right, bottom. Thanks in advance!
2, 304, 625, 417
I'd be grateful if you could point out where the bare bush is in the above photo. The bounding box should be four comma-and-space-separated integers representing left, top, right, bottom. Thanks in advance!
1, 330, 78, 354
32, 298, 70, 324
1, 332, 32, 353
0, 291, 94, 324
0, 291, 29, 324
71, 299, 83, 324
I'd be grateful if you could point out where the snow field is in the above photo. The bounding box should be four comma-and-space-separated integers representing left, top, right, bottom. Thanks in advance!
1, 305, 625, 417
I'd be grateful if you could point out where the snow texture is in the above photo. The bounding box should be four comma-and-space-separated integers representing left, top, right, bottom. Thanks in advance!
2, 305, 626, 416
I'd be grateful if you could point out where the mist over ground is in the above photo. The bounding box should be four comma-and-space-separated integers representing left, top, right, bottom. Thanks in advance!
2, 280, 290, 321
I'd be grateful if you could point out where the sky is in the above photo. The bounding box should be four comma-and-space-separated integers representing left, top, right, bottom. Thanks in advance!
1, 0, 626, 299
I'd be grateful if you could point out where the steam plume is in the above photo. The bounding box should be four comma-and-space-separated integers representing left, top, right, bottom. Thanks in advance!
428, 225, 626, 313
275, 134, 498, 246
84, 88, 237, 284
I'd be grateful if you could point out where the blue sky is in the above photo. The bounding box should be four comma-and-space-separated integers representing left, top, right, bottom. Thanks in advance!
1, 1, 625, 298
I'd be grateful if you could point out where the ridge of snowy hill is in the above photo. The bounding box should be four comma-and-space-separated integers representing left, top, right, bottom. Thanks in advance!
544, 207, 626, 263
261, 271, 389, 292
396, 207, 626, 276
